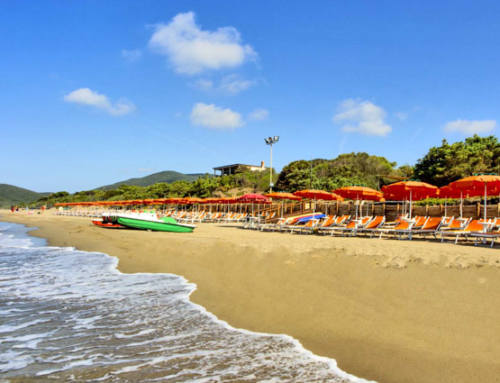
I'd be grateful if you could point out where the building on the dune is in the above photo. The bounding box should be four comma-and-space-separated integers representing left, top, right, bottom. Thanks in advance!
213, 162, 266, 176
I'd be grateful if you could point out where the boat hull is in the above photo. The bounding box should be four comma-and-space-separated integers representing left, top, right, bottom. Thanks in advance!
92, 220, 126, 229
117, 217, 195, 233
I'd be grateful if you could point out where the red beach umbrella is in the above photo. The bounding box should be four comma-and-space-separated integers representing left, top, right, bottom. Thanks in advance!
236, 194, 270, 217
447, 175, 500, 219
382, 181, 438, 201
237, 193, 271, 203
382, 181, 438, 218
439, 185, 463, 199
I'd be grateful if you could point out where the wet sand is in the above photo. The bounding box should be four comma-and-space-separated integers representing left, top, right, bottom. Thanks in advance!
2, 211, 500, 383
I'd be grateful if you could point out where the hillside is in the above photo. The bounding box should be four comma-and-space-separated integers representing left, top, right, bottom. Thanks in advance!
0, 184, 50, 207
97, 171, 206, 190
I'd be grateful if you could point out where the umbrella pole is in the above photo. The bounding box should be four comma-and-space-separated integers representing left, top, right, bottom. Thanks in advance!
460, 191, 463, 218
409, 190, 413, 219
484, 182, 487, 220
444, 199, 447, 217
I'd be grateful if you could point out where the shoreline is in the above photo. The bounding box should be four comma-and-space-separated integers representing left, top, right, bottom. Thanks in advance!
2, 211, 500, 383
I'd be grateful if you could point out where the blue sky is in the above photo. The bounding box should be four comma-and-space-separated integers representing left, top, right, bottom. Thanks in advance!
1, 1, 499, 192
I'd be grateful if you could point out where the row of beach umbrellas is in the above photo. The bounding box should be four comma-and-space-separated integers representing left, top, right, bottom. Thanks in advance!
54, 175, 500, 219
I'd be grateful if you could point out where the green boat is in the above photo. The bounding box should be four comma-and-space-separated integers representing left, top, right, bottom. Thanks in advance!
116, 216, 195, 233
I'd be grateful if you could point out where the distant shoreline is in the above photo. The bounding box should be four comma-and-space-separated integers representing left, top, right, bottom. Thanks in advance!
2, 210, 500, 383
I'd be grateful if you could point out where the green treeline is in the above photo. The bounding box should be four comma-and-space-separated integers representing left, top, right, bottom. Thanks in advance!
34, 134, 499, 207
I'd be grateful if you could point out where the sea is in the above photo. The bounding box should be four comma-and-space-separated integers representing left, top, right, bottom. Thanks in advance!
0, 221, 371, 383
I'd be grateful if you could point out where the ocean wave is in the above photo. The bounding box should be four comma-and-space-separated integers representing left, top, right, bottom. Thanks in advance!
0, 221, 373, 382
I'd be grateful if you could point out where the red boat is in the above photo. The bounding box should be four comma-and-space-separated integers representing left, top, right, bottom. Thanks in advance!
91, 220, 126, 229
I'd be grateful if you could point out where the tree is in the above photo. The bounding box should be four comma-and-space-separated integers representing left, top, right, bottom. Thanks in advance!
414, 135, 500, 186
275, 153, 398, 192
397, 165, 414, 180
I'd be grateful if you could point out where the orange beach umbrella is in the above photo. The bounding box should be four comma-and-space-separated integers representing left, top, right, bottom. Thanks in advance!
265, 192, 302, 201
265, 192, 302, 218
294, 189, 343, 215
447, 175, 500, 219
333, 186, 383, 201
333, 186, 383, 218
293, 189, 343, 201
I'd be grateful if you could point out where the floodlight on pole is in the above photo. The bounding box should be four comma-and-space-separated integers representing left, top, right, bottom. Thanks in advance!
264, 136, 279, 192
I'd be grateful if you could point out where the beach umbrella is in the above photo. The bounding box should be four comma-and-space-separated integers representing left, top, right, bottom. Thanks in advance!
447, 175, 500, 219
382, 181, 438, 218
237, 193, 270, 203
439, 185, 465, 217
333, 186, 384, 218
333, 186, 383, 201
265, 192, 302, 201
237, 194, 270, 216
439, 185, 463, 199
293, 189, 342, 201
265, 192, 302, 218
294, 189, 343, 215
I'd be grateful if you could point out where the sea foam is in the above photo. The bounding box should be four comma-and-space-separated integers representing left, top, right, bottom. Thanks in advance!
0, 221, 374, 382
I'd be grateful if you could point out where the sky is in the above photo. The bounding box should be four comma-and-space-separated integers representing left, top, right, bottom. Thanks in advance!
1, 0, 499, 192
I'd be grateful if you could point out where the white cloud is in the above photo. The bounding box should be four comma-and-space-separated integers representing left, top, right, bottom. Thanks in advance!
248, 108, 269, 121
121, 49, 142, 61
219, 74, 255, 94
63, 88, 135, 116
444, 119, 496, 134
333, 99, 391, 136
190, 102, 243, 129
149, 12, 256, 75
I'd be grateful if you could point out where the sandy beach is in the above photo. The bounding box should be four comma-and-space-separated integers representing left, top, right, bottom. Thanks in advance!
2, 211, 500, 383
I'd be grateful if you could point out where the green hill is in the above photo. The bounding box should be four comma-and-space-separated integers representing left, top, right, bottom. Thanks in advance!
0, 184, 50, 207
97, 171, 206, 190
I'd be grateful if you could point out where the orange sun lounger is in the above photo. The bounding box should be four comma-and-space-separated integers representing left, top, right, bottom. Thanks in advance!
438, 219, 491, 244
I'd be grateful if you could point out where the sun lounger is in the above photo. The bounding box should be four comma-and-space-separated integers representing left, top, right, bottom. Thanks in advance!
356, 216, 386, 237
439, 217, 471, 231
330, 216, 372, 236
318, 215, 351, 234
374, 216, 427, 239
471, 230, 500, 247
278, 217, 305, 233
293, 218, 320, 234
385, 216, 428, 240
438, 219, 492, 244
381, 214, 409, 227
257, 216, 287, 231
316, 216, 339, 234
309, 215, 337, 233
407, 217, 445, 240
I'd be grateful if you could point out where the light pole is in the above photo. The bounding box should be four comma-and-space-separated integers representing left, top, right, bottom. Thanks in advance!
264, 136, 279, 192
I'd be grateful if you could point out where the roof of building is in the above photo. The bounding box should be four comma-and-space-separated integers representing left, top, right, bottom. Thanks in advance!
213, 163, 264, 170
